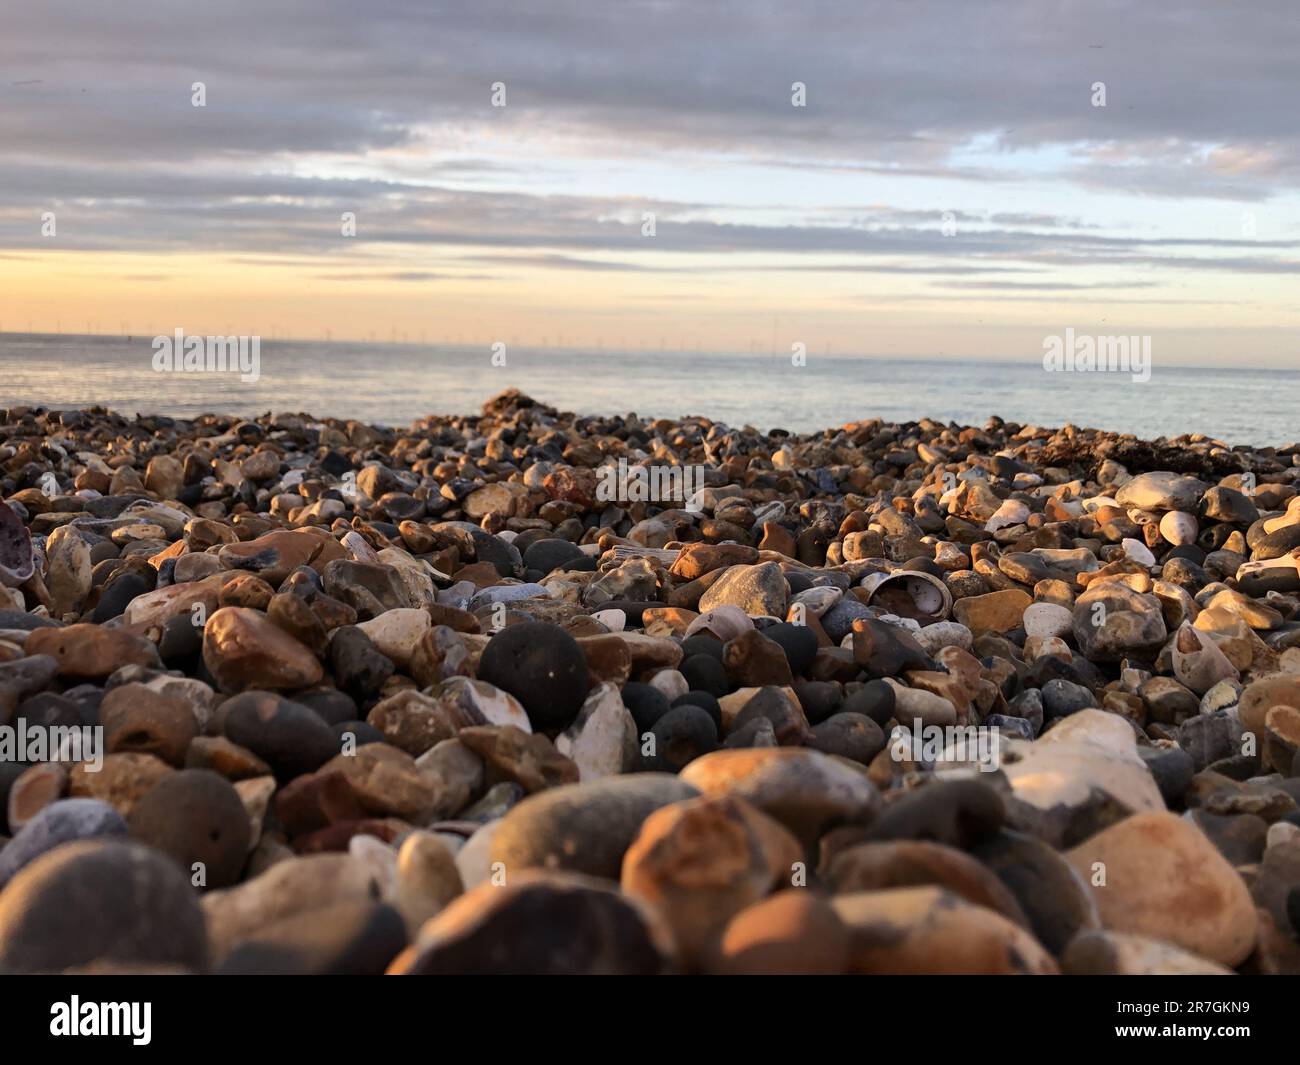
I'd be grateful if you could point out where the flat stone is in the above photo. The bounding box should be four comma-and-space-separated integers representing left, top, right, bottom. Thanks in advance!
490, 773, 698, 879
365, 688, 463, 756
69, 752, 174, 818
122, 572, 237, 628
426, 675, 531, 732
1063, 930, 1233, 975
101, 683, 199, 766
219, 530, 323, 585
670, 543, 759, 581
356, 608, 432, 669
912, 621, 973, 656
1239, 673, 1300, 744
555, 682, 639, 781
998, 710, 1164, 847
26, 624, 161, 680
831, 886, 1058, 974
202, 853, 388, 962
577, 633, 633, 686
827, 839, 1028, 928
972, 828, 1100, 954
274, 767, 367, 837
321, 743, 435, 819
470, 582, 551, 611
0, 798, 127, 888
1115, 471, 1209, 512
885, 681, 958, 729
389, 870, 670, 975
458, 725, 579, 793
1022, 602, 1073, 640
680, 747, 880, 847
697, 562, 789, 618
322, 559, 409, 619
705, 890, 849, 975
414, 738, 485, 820
622, 794, 802, 964
202, 606, 323, 693
1064, 811, 1257, 966
1072, 583, 1168, 661
1178, 709, 1245, 772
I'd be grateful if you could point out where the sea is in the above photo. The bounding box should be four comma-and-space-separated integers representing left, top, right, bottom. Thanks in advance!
0, 333, 1294, 447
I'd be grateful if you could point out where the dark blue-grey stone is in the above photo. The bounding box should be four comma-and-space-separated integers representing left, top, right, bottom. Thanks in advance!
1040, 678, 1096, 720
0, 799, 127, 888
820, 599, 874, 643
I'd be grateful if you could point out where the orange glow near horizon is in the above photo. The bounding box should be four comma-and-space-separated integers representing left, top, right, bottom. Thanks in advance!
3, 250, 1296, 365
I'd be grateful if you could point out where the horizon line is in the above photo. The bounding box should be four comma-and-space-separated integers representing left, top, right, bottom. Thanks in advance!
0, 330, 1292, 375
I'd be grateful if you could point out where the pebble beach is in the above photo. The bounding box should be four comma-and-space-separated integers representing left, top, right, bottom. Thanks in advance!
1, 389, 1298, 975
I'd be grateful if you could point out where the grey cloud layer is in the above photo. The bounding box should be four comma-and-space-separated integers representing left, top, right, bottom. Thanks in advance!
4, 162, 1298, 280
2, 0, 1298, 274
6, 1, 1297, 173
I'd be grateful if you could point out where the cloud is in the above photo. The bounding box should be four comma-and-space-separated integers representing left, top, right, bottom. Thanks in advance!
462, 253, 677, 272
938, 280, 1162, 291
4, 1, 1298, 187
2, 0, 1298, 307
313, 270, 496, 282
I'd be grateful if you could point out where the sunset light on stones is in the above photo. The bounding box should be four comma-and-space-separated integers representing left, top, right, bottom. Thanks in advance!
0, 0, 1297, 1014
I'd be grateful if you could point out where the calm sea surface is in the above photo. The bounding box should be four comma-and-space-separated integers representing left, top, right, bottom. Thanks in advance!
0, 334, 1294, 447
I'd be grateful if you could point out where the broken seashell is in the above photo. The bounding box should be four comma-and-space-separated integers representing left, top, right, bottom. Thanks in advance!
0, 502, 34, 588
859, 569, 952, 624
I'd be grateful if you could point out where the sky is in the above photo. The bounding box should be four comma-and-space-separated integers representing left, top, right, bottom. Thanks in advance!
1, 0, 1298, 364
